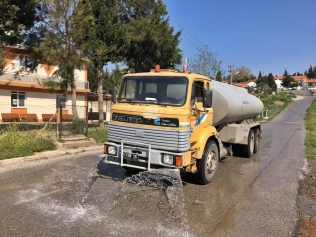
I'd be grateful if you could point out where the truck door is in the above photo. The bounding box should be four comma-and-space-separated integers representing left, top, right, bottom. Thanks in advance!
190, 80, 212, 135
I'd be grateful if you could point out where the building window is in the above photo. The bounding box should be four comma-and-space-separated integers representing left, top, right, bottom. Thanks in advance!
11, 91, 25, 107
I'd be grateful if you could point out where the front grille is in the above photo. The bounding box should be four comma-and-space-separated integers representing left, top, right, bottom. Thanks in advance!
108, 122, 190, 152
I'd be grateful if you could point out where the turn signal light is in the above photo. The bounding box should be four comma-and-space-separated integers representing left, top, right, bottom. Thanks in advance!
175, 156, 182, 167
103, 144, 107, 154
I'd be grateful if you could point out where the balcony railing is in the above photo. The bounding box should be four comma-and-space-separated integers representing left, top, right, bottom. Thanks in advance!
0, 72, 89, 89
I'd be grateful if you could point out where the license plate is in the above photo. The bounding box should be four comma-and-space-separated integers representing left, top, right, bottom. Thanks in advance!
123, 152, 139, 159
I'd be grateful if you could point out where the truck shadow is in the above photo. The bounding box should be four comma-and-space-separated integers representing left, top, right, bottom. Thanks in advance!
95, 160, 129, 181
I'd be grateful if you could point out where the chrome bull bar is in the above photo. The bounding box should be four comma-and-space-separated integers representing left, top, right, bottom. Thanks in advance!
105, 140, 152, 171
103, 140, 184, 170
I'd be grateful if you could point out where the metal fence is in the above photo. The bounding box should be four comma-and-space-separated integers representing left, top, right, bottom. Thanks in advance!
0, 103, 91, 138
261, 105, 280, 119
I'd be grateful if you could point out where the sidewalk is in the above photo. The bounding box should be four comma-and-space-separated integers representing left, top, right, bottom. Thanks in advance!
0, 144, 103, 166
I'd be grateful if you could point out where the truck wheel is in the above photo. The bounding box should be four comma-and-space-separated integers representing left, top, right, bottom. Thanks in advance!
232, 144, 242, 157
194, 140, 219, 185
241, 129, 254, 158
253, 128, 260, 153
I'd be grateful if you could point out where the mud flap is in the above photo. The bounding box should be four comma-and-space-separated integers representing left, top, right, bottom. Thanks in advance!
215, 134, 228, 158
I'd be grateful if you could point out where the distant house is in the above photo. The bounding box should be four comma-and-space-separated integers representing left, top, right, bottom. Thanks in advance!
0, 45, 90, 122
274, 78, 283, 89
233, 82, 248, 88
304, 79, 316, 88
233, 81, 256, 90
274, 75, 316, 89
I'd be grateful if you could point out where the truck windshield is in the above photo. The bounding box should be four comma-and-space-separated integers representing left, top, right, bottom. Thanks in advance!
118, 76, 188, 106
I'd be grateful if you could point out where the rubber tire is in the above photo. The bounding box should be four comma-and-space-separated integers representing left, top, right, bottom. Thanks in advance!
232, 144, 242, 157
253, 128, 260, 153
194, 140, 219, 185
241, 129, 255, 158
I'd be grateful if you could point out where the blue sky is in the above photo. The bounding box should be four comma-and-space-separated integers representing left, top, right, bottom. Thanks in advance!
164, 0, 316, 77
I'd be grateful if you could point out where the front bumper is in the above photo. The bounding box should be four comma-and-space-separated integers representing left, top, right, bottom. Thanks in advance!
103, 140, 184, 170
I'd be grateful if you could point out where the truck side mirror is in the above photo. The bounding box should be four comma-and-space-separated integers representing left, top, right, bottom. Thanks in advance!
110, 87, 117, 103
203, 90, 212, 108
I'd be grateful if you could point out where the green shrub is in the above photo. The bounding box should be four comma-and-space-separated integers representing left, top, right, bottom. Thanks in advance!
88, 127, 108, 142
0, 124, 56, 160
305, 99, 316, 160
66, 118, 86, 134
261, 92, 296, 110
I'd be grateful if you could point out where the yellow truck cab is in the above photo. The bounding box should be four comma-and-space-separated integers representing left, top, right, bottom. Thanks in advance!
103, 66, 263, 184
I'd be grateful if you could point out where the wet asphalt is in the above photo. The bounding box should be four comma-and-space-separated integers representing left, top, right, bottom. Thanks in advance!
0, 96, 314, 237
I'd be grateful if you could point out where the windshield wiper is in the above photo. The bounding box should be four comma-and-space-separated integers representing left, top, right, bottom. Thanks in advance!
156, 102, 178, 107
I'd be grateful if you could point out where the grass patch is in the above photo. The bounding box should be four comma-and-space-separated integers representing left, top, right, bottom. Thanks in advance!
0, 124, 56, 160
266, 101, 292, 121
88, 127, 108, 143
256, 92, 296, 121
298, 99, 316, 237
305, 99, 316, 161
260, 92, 296, 109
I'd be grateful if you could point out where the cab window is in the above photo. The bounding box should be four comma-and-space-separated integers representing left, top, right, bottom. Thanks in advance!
191, 81, 204, 107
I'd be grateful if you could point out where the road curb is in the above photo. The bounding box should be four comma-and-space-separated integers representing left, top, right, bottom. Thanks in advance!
0, 145, 103, 167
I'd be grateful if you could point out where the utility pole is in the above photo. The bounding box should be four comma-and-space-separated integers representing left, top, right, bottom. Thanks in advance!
228, 65, 234, 84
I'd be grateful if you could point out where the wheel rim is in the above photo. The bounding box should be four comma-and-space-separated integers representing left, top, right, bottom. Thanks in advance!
206, 150, 217, 175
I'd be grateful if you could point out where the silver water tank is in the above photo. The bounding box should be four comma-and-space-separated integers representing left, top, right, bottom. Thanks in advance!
212, 81, 263, 126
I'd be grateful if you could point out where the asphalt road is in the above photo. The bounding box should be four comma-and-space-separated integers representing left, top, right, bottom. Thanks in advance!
0, 96, 314, 237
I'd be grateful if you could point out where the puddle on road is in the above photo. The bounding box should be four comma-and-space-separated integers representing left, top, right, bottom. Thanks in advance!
14, 163, 193, 237
125, 169, 181, 189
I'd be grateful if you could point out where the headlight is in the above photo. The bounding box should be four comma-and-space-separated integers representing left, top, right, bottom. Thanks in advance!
108, 146, 117, 155
163, 154, 174, 165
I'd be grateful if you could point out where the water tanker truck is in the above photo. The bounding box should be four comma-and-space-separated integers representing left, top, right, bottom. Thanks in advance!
103, 67, 263, 184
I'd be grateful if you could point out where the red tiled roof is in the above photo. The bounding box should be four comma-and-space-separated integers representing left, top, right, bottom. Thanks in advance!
233, 83, 248, 88
274, 75, 314, 81
306, 79, 316, 83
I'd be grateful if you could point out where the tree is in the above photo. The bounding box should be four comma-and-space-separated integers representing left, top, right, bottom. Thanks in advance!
292, 81, 300, 88
256, 82, 271, 98
0, 0, 40, 45
88, 62, 98, 92
120, 0, 182, 72
35, 0, 94, 118
0, 47, 5, 75
258, 71, 262, 78
88, 63, 125, 94
190, 45, 223, 79
215, 70, 222, 82
233, 66, 251, 82
282, 75, 295, 88
85, 0, 128, 127
306, 65, 316, 79
104, 65, 125, 92
257, 72, 276, 92
267, 72, 277, 91
256, 76, 269, 85
283, 69, 289, 77
247, 86, 254, 94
